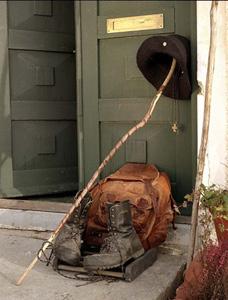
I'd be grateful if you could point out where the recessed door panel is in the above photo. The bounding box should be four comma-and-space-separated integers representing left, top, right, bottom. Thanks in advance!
12, 121, 76, 171
10, 50, 75, 102
8, 1, 74, 33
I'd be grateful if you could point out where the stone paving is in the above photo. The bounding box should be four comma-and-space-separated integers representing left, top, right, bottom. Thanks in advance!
0, 228, 187, 300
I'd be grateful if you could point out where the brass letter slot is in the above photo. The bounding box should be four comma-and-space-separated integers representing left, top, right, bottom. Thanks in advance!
107, 14, 164, 34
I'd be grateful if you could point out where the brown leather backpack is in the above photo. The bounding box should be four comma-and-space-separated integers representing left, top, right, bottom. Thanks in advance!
84, 163, 175, 250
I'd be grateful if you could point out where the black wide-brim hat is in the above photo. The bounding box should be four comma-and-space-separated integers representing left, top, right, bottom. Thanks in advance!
136, 34, 191, 100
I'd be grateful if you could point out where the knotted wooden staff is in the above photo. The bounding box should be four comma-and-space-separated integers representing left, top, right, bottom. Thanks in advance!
16, 58, 176, 285
187, 0, 218, 266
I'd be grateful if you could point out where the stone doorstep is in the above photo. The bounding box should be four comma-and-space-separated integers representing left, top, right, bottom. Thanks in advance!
0, 229, 187, 300
0, 199, 191, 224
0, 209, 190, 261
0, 208, 189, 299
0, 208, 65, 231
0, 200, 190, 299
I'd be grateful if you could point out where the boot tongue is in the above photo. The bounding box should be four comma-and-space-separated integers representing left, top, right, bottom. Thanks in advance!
109, 202, 132, 233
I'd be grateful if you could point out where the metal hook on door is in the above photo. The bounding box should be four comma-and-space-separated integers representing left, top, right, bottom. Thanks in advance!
170, 100, 182, 134
171, 121, 179, 134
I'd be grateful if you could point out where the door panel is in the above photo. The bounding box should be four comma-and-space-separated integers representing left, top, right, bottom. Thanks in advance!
81, 1, 196, 208
12, 121, 76, 170
8, 1, 74, 33
98, 1, 174, 16
99, 36, 153, 99
100, 123, 176, 179
10, 50, 75, 102
0, 0, 77, 197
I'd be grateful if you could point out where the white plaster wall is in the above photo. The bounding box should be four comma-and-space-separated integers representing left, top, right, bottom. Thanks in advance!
197, 1, 228, 188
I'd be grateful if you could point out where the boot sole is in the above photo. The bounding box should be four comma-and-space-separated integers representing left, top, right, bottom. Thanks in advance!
84, 248, 145, 271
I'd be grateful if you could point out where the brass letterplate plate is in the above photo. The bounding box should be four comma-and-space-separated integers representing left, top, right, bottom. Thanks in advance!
107, 14, 164, 33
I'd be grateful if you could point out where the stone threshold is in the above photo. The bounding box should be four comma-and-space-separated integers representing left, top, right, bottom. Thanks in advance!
0, 229, 187, 300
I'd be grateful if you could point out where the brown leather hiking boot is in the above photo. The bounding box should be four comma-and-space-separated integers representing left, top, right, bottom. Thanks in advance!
83, 200, 144, 270
53, 193, 92, 265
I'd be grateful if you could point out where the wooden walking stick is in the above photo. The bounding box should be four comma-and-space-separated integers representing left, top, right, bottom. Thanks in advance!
16, 58, 176, 286
187, 0, 219, 267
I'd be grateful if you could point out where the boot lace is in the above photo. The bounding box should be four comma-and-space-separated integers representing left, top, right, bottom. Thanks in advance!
100, 234, 118, 254
99, 228, 124, 269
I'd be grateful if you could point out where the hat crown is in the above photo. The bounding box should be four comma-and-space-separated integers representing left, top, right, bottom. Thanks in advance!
136, 34, 191, 100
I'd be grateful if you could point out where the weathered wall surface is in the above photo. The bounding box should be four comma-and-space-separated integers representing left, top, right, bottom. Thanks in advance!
197, 1, 228, 188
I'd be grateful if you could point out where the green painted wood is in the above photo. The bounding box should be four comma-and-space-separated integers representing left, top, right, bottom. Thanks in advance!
12, 120, 76, 169
11, 101, 76, 120
0, 2, 14, 195
81, 1, 100, 183
13, 167, 77, 187
8, 1, 74, 33
74, 1, 84, 190
174, 1, 197, 214
99, 34, 161, 99
81, 0, 197, 211
98, 1, 175, 16
189, 2, 198, 182
9, 50, 75, 102
9, 29, 74, 52
0, 0, 78, 197
99, 98, 181, 122
0, 183, 77, 198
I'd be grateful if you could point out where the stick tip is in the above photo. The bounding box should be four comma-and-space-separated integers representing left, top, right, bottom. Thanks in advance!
15, 277, 23, 286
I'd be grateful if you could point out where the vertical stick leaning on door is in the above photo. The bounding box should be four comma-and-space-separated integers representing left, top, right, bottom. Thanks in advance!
187, 0, 219, 266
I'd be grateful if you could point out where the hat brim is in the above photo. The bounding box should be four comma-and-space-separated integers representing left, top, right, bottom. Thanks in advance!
136, 34, 191, 100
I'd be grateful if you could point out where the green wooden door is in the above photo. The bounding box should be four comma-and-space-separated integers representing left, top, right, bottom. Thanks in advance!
80, 1, 197, 209
0, 1, 77, 197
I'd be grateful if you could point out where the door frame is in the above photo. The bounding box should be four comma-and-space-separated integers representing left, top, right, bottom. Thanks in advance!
78, 1, 100, 186
74, 0, 85, 190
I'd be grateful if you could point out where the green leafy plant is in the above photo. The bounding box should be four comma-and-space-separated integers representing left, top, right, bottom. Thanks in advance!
185, 184, 228, 219
184, 184, 228, 245
200, 184, 228, 219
